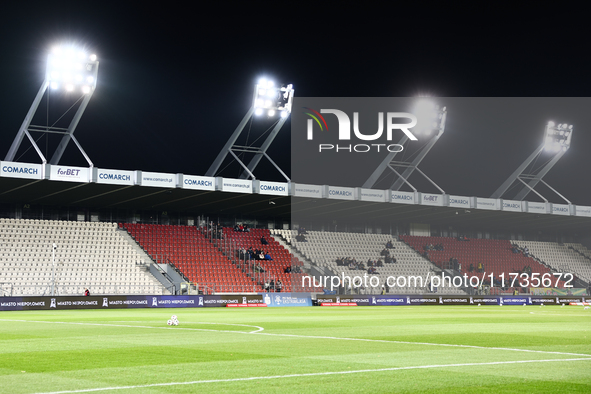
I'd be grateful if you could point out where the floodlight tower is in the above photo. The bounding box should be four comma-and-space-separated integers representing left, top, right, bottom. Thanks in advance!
205, 78, 294, 181
491, 121, 573, 202
363, 99, 447, 193
4, 45, 99, 167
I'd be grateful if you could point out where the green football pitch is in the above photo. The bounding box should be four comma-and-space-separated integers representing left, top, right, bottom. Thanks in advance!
1, 306, 590, 393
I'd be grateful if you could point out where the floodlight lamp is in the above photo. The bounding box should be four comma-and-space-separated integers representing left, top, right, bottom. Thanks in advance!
255, 108, 263, 116
543, 121, 573, 152
411, 98, 441, 136
280, 110, 288, 118
252, 79, 294, 113
46, 44, 98, 93
268, 109, 275, 117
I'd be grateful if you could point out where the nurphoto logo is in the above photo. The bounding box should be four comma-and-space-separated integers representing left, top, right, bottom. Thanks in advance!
304, 107, 418, 153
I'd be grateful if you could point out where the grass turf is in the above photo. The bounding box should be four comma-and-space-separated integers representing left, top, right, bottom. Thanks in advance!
0, 306, 590, 393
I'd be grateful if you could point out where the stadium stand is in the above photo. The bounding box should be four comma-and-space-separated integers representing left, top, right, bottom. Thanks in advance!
122, 223, 320, 294
515, 241, 591, 284
0, 218, 166, 296
276, 230, 466, 294
223, 227, 319, 292
400, 235, 567, 293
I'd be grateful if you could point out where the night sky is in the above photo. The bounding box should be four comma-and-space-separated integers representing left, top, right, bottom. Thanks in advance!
1, 4, 590, 205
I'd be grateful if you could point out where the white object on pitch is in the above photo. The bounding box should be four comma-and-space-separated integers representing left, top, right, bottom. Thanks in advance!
167, 320, 173, 326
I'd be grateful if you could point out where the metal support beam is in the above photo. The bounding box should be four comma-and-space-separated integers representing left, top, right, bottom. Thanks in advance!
362, 136, 408, 189
49, 92, 94, 165
239, 116, 289, 180
5, 80, 49, 161
205, 107, 255, 176
513, 150, 565, 201
490, 143, 545, 199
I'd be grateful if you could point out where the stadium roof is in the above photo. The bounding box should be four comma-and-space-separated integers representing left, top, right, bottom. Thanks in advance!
1, 176, 589, 234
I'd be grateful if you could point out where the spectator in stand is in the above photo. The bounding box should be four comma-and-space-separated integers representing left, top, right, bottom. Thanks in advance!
261, 236, 268, 245
469, 263, 474, 272
284, 266, 291, 273
523, 246, 529, 257
276, 279, 283, 292
264, 252, 273, 261
247, 247, 255, 260
376, 258, 384, 267
296, 233, 307, 242
381, 248, 390, 257
477, 262, 483, 273
386, 240, 394, 249
84, 288, 90, 296
269, 279, 275, 291
264, 281, 270, 292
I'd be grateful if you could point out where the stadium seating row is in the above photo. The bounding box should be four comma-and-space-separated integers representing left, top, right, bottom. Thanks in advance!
0, 219, 166, 296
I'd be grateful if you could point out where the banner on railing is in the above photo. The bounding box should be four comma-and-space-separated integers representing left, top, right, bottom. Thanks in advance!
261, 292, 312, 307
0, 294, 586, 310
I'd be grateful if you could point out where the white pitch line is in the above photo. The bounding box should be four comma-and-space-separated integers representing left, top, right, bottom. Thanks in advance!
33, 358, 591, 394
106, 321, 264, 333
2, 319, 591, 358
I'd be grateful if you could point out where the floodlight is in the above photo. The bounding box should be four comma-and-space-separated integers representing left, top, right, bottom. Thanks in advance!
4, 43, 100, 167
206, 77, 294, 180
543, 121, 571, 152
491, 120, 574, 202
363, 97, 447, 192
252, 79, 294, 115
46, 45, 98, 94
411, 98, 443, 136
